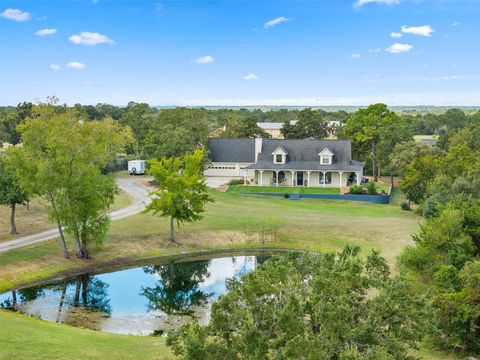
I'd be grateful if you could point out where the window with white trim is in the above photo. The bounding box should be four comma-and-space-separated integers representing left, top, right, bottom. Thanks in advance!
321, 155, 332, 165
319, 172, 332, 184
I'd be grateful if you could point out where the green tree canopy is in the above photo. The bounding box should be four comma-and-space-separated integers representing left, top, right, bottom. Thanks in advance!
342, 103, 408, 181
167, 246, 430, 360
145, 148, 213, 242
0, 158, 29, 234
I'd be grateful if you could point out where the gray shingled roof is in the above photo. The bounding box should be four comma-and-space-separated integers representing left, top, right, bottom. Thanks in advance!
207, 138, 256, 163
247, 139, 363, 171
207, 138, 363, 171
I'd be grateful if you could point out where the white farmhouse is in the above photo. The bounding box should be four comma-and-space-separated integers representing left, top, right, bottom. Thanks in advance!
205, 138, 364, 188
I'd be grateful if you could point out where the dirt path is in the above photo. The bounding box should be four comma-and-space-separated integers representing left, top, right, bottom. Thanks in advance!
0, 176, 152, 253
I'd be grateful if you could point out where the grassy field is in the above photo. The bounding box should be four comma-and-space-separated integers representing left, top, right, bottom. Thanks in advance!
0, 189, 419, 292
0, 190, 133, 243
228, 185, 340, 194
0, 310, 173, 360
0, 189, 466, 360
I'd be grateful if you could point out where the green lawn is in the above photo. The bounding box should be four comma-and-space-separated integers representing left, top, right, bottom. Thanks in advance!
0, 310, 173, 360
228, 185, 340, 194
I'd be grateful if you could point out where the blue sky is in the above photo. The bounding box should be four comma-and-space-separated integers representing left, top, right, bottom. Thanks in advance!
0, 0, 479, 106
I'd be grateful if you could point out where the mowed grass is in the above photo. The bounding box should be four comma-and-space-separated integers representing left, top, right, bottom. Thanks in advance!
0, 189, 420, 292
0, 310, 174, 360
0, 190, 133, 243
228, 185, 340, 194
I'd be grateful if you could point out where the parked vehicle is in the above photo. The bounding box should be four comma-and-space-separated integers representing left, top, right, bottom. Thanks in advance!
128, 160, 145, 175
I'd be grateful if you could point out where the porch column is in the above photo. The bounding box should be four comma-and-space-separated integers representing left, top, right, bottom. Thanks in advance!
356, 172, 361, 185
307, 171, 311, 187
322, 171, 326, 188
338, 171, 344, 188
290, 170, 295, 187
275, 171, 278, 187
259, 170, 264, 186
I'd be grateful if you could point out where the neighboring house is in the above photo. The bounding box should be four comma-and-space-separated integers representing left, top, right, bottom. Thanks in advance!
413, 135, 438, 147
257, 120, 342, 139
205, 138, 364, 188
257, 121, 297, 138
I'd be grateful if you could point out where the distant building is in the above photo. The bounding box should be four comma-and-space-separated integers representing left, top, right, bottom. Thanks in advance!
413, 135, 438, 147
257, 120, 342, 139
257, 121, 297, 138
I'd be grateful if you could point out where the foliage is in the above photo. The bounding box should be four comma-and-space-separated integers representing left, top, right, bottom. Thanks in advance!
119, 102, 153, 157
221, 114, 270, 138
142, 108, 211, 159
145, 148, 213, 242
281, 108, 330, 139
8, 103, 132, 258
341, 104, 410, 181
0, 158, 29, 234
401, 201, 411, 211
167, 246, 430, 359
389, 141, 444, 176
400, 155, 440, 204
236, 216, 284, 243
366, 182, 377, 195
349, 185, 364, 194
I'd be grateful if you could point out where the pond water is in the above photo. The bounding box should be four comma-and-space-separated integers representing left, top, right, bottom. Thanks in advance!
0, 253, 273, 335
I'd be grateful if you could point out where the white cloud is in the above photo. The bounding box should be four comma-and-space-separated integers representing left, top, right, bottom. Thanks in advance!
48, 64, 61, 71
65, 61, 86, 69
390, 32, 402, 38
368, 48, 381, 53
264, 16, 290, 29
401, 25, 434, 37
242, 73, 258, 81
69, 32, 115, 46
355, 0, 399, 7
451, 21, 461, 27
0, 8, 31, 21
193, 55, 215, 64
385, 43, 413, 54
351, 53, 361, 59
35, 28, 57, 36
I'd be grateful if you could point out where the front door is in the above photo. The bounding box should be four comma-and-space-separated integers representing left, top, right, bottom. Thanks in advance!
296, 172, 304, 186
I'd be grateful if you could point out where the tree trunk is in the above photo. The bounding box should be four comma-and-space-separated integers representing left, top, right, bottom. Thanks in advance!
26, 201, 30, 211
73, 227, 83, 258
136, 138, 140, 158
9, 203, 17, 234
49, 194, 69, 259
74, 278, 81, 306
11, 290, 17, 306
371, 140, 378, 182
56, 281, 67, 323
170, 216, 175, 242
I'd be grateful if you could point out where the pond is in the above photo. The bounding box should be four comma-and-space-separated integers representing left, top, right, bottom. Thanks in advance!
0, 252, 275, 335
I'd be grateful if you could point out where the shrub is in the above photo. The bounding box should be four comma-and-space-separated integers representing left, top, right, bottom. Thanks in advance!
401, 201, 411, 211
349, 185, 364, 195
228, 179, 241, 186
366, 182, 377, 195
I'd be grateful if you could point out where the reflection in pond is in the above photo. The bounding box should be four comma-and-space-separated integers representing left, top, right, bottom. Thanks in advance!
0, 255, 263, 335
141, 261, 212, 316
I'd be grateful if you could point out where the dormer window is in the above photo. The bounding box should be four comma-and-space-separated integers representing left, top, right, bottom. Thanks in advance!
272, 146, 288, 164
318, 147, 334, 165
321, 155, 331, 165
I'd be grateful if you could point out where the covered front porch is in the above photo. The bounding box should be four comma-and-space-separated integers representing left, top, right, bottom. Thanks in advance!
247, 169, 362, 188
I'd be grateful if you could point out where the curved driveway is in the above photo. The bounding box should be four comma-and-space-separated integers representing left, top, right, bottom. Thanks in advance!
0, 176, 152, 253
